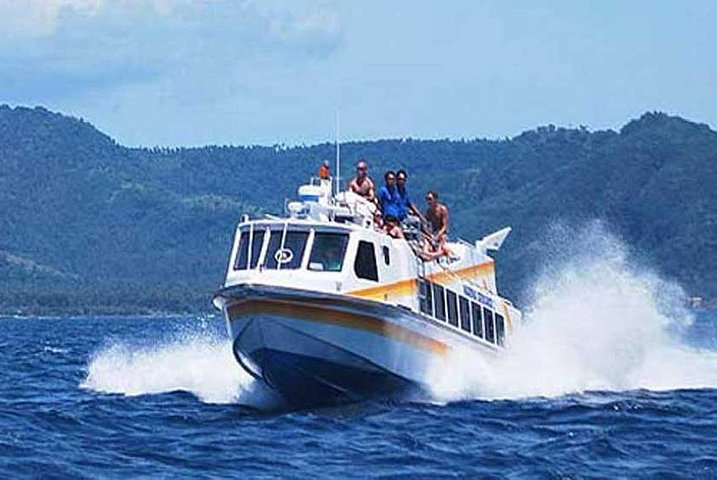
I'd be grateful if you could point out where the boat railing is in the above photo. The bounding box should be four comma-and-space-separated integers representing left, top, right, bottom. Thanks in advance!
309, 176, 331, 187
456, 237, 474, 248
435, 257, 497, 297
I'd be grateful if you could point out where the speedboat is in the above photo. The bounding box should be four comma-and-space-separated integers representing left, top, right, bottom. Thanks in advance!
212, 175, 522, 407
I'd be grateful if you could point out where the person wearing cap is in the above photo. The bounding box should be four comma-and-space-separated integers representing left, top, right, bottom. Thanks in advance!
373, 209, 385, 231
377, 171, 405, 239
395, 169, 423, 222
318, 160, 331, 180
348, 160, 376, 201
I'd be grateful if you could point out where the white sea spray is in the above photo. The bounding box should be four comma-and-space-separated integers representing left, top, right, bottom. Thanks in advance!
81, 328, 278, 408
427, 221, 717, 402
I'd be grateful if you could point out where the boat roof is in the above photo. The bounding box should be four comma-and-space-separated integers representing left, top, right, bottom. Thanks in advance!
234, 176, 512, 257
237, 216, 367, 232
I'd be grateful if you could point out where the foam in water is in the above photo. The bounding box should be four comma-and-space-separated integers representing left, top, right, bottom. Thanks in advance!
83, 222, 715, 407
82, 329, 277, 407
428, 222, 717, 402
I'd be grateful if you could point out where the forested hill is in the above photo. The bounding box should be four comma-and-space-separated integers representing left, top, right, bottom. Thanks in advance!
1, 105, 715, 314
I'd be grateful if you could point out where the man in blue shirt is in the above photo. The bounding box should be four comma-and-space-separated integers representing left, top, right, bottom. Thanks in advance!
376, 171, 404, 239
395, 169, 423, 222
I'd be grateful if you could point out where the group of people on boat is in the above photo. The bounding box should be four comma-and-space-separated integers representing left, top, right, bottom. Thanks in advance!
323, 159, 449, 260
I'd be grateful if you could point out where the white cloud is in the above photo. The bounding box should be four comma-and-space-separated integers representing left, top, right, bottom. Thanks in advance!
0, 0, 342, 100
0, 0, 341, 44
0, 0, 103, 39
255, 1, 341, 46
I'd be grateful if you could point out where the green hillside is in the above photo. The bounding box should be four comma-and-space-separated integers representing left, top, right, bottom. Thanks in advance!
1, 105, 715, 314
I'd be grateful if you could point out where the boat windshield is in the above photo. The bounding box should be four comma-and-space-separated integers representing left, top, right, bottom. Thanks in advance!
234, 230, 264, 270
235, 227, 349, 272
264, 230, 308, 270
235, 228, 307, 270
308, 232, 349, 272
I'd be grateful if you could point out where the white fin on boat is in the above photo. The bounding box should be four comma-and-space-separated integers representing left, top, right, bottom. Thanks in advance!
476, 227, 512, 253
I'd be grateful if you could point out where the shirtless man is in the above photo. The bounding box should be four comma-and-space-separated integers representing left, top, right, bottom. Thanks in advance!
423, 190, 449, 259
347, 160, 376, 201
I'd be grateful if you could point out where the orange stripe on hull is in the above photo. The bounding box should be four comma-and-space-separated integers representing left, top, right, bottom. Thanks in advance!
349, 278, 418, 301
227, 299, 448, 355
349, 260, 495, 301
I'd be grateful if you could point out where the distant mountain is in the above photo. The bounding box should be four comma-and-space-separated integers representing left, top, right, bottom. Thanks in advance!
1, 105, 715, 314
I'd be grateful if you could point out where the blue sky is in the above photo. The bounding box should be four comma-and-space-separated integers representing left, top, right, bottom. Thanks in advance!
1, 0, 715, 146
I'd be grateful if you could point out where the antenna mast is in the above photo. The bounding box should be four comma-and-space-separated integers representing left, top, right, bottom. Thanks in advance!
335, 109, 340, 194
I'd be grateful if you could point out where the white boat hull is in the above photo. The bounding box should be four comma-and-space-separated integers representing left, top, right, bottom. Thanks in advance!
215, 284, 498, 407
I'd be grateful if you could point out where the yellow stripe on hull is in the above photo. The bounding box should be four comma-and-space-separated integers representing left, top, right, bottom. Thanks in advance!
349, 260, 495, 302
228, 299, 449, 355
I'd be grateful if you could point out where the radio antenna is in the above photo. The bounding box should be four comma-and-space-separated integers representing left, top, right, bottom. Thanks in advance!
335, 109, 340, 195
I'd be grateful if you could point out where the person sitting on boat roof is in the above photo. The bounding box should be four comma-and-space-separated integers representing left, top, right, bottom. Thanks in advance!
348, 160, 376, 201
395, 169, 424, 222
318, 159, 330, 180
422, 190, 449, 259
377, 171, 405, 240
373, 209, 385, 231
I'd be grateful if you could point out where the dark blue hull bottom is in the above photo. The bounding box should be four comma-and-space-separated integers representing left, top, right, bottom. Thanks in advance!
241, 347, 416, 408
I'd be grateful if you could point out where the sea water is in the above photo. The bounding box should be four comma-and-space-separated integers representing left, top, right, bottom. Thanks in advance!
1, 227, 716, 478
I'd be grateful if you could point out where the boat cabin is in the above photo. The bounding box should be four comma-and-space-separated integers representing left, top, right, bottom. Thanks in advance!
225, 218, 419, 297
221, 175, 518, 349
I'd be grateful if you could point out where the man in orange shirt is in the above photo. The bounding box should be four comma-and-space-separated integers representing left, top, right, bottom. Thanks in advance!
318, 160, 331, 179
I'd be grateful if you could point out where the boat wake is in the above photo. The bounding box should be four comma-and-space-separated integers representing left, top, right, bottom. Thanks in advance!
82, 330, 278, 407
427, 221, 717, 402
82, 222, 716, 408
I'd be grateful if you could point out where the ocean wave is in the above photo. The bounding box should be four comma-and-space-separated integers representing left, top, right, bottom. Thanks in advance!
81, 330, 278, 408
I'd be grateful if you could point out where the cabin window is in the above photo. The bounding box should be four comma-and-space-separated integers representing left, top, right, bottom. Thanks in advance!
234, 230, 266, 270
471, 302, 483, 338
234, 231, 248, 270
249, 230, 265, 269
495, 314, 505, 346
483, 307, 495, 343
354, 241, 379, 281
446, 290, 458, 327
263, 231, 282, 268
263, 230, 308, 269
308, 232, 349, 272
281, 231, 308, 269
382, 246, 390, 266
419, 279, 433, 316
433, 283, 446, 321
459, 297, 471, 333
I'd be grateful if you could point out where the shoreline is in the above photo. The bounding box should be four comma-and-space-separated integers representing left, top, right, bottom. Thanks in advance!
0, 287, 218, 317
1, 302, 716, 318
0, 304, 215, 318
0, 311, 221, 320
